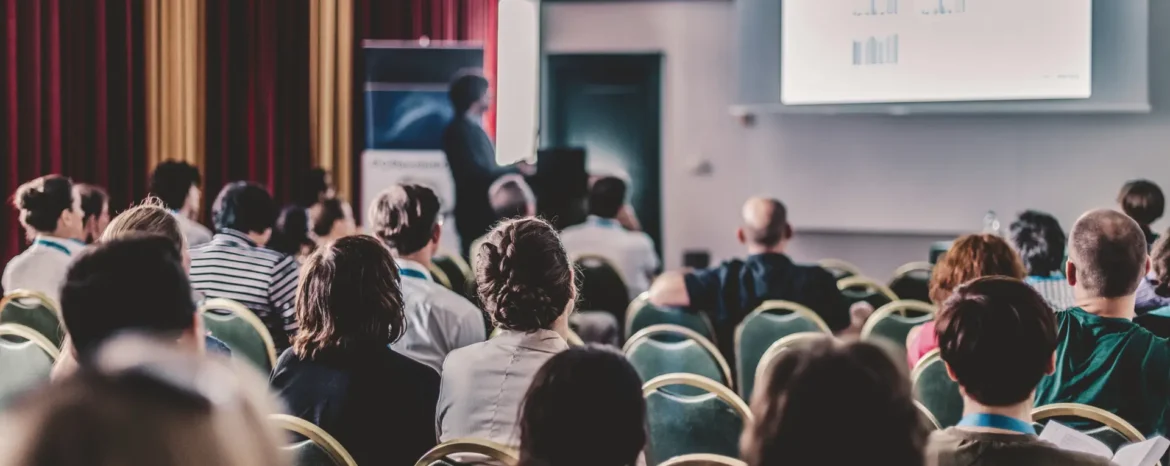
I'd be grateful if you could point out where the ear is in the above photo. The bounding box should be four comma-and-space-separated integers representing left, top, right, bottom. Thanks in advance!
1046, 352, 1056, 376
1066, 261, 1078, 287
943, 361, 959, 382
783, 223, 794, 240
737, 227, 747, 245
432, 223, 442, 246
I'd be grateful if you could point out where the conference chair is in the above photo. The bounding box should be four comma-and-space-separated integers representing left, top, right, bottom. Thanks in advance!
915, 401, 942, 431
930, 241, 952, 265
199, 298, 278, 373
432, 252, 473, 297
415, 439, 519, 466
659, 454, 748, 466
624, 324, 733, 393
271, 414, 358, 466
626, 293, 717, 343
888, 262, 933, 303
574, 254, 632, 323
427, 263, 454, 290
0, 289, 64, 348
752, 332, 829, 397
861, 300, 936, 362
1032, 403, 1147, 454
0, 323, 59, 406
735, 301, 831, 400
643, 373, 753, 466
817, 258, 862, 281
838, 276, 899, 309
911, 349, 963, 429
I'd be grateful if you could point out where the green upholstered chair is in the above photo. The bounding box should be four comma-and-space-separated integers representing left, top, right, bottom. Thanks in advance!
930, 241, 953, 265
574, 254, 632, 323
624, 324, 733, 394
1032, 404, 1146, 453
752, 332, 832, 397
271, 414, 358, 466
0, 323, 59, 408
659, 454, 748, 466
199, 298, 277, 373
414, 439, 519, 466
643, 374, 753, 466
861, 300, 936, 363
911, 349, 963, 429
626, 293, 717, 344
838, 276, 899, 310
916, 401, 942, 430
735, 301, 831, 400
0, 290, 64, 348
818, 258, 862, 281
432, 253, 473, 297
888, 262, 933, 304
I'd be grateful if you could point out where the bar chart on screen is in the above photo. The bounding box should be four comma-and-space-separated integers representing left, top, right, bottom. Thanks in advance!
854, 0, 900, 16
852, 34, 900, 66
919, 0, 967, 16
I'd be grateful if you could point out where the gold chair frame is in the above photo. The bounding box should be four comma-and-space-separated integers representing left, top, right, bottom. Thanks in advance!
909, 348, 943, 384
915, 400, 942, 430
414, 438, 519, 466
860, 300, 937, 340
642, 373, 753, 424
1032, 403, 1146, 444
436, 251, 473, 281
753, 332, 830, 394
818, 258, 863, 277
271, 414, 358, 466
837, 276, 900, 302
892, 261, 933, 280
624, 292, 718, 342
659, 453, 748, 466
0, 323, 60, 360
625, 324, 734, 389
0, 289, 63, 343
426, 264, 453, 289
198, 298, 278, 369
734, 301, 830, 391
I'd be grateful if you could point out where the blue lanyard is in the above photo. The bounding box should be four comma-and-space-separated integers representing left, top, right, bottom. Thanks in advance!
33, 238, 77, 257
957, 414, 1036, 435
590, 217, 622, 230
399, 268, 428, 280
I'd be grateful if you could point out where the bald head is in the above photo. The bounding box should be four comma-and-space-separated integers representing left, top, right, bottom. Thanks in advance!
1068, 209, 1149, 298
741, 197, 790, 248
489, 175, 535, 220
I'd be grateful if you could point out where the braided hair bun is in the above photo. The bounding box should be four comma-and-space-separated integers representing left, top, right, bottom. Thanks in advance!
475, 217, 574, 332
14, 175, 76, 234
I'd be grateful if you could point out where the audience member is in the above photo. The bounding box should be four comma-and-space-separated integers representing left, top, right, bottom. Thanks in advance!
149, 161, 212, 247
560, 176, 661, 300
75, 184, 109, 244
370, 184, 486, 373
2, 175, 86, 303
907, 234, 1026, 368
189, 182, 299, 350
925, 277, 1110, 466
470, 175, 535, 270
1118, 179, 1164, 249
268, 206, 314, 262
1009, 210, 1076, 310
1034, 209, 1169, 437
438, 217, 575, 446
517, 346, 646, 466
296, 167, 335, 208
310, 198, 357, 247
742, 337, 926, 466
0, 336, 286, 466
1137, 231, 1170, 313
271, 235, 439, 466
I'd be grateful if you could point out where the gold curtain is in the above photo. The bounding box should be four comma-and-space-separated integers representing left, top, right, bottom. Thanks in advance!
309, 0, 354, 202
145, 0, 204, 173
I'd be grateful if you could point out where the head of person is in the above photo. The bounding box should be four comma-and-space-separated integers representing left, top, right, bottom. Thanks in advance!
212, 181, 277, 245
101, 198, 190, 271
588, 177, 627, 219
149, 161, 202, 215
935, 277, 1056, 411
60, 235, 199, 364
449, 71, 491, 116
518, 346, 646, 466
476, 217, 576, 332
737, 197, 791, 253
311, 198, 356, 242
297, 168, 334, 207
1153, 232, 1170, 298
12, 175, 84, 241
1009, 210, 1066, 278
369, 184, 442, 260
268, 206, 314, 259
1066, 209, 1150, 300
929, 234, 1026, 304
0, 336, 287, 466
292, 235, 406, 359
76, 184, 110, 244
489, 175, 536, 220
1118, 179, 1164, 232
742, 337, 926, 466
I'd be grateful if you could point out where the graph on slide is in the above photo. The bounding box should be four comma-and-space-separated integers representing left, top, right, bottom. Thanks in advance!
920, 0, 967, 15
854, 0, 899, 16
852, 34, 899, 66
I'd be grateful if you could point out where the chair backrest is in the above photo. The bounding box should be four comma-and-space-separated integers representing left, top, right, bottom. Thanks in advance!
624, 324, 733, 392
574, 254, 631, 322
889, 262, 933, 303
271, 414, 358, 466
911, 349, 963, 429
735, 301, 831, 400
626, 293, 717, 343
752, 332, 830, 399
817, 258, 862, 280
1032, 403, 1146, 453
915, 401, 942, 431
427, 263, 454, 289
838, 276, 899, 309
0, 323, 59, 408
659, 454, 748, 466
199, 298, 277, 372
643, 374, 753, 466
930, 241, 953, 265
432, 253, 472, 296
0, 289, 64, 348
415, 438, 519, 466
861, 300, 936, 362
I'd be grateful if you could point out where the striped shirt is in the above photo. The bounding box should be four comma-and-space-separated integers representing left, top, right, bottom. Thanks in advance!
189, 229, 300, 348
1025, 275, 1077, 312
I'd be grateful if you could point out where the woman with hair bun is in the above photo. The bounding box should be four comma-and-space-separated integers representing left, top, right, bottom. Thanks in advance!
436, 217, 577, 447
2, 175, 86, 305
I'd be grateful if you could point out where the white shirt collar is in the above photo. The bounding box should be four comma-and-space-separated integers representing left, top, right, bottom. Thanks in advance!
32, 235, 87, 256
396, 257, 433, 281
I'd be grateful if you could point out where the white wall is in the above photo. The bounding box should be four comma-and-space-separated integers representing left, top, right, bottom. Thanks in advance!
542, 1, 1170, 280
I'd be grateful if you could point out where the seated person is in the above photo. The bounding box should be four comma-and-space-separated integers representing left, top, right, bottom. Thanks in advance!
926, 277, 1110, 466
907, 234, 1026, 368
149, 160, 212, 247
267, 205, 315, 262
470, 174, 536, 270
1010, 210, 1076, 311
271, 236, 440, 466
2, 175, 86, 304
438, 218, 574, 447
76, 184, 110, 244
1035, 209, 1170, 437
371, 184, 486, 373
742, 336, 926, 466
1118, 179, 1164, 249
1136, 231, 1170, 313
309, 198, 356, 247
517, 346, 645, 466
560, 176, 660, 300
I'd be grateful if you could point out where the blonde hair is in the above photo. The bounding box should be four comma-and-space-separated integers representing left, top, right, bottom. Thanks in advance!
101, 197, 187, 251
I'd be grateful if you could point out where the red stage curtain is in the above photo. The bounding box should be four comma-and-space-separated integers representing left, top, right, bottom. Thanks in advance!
0, 0, 147, 266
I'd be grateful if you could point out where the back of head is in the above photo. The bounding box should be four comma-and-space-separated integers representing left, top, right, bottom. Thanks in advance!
743, 337, 925, 466
1153, 232, 1170, 298
489, 175, 535, 219
311, 199, 348, 238
149, 161, 201, 211
929, 234, 1026, 304
741, 197, 789, 248
518, 346, 646, 466
368, 184, 441, 256
61, 235, 196, 361
13, 175, 75, 234
212, 181, 276, 235
588, 177, 627, 219
476, 217, 574, 332
101, 198, 186, 252
269, 206, 312, 257
1068, 209, 1149, 298
1118, 179, 1165, 229
76, 184, 108, 222
298, 168, 332, 207
1009, 210, 1066, 277
936, 277, 1057, 406
292, 235, 405, 359
448, 71, 489, 114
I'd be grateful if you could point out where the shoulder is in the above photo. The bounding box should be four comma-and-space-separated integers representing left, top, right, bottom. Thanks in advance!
428, 285, 483, 317
442, 340, 495, 372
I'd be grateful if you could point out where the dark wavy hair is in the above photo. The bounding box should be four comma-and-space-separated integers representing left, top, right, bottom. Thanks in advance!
475, 217, 574, 332
368, 184, 440, 256
269, 206, 314, 258
149, 161, 201, 211
211, 181, 277, 235
13, 175, 76, 234
1118, 179, 1165, 232
1009, 210, 1067, 277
